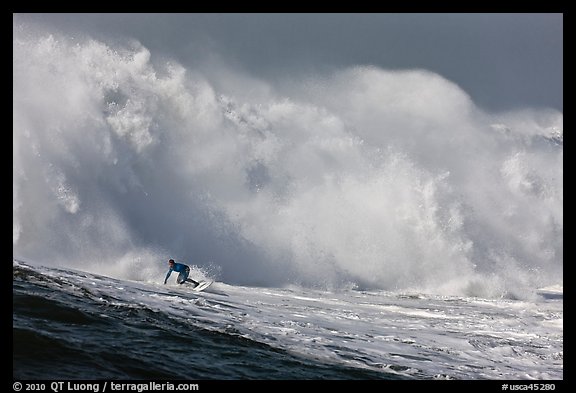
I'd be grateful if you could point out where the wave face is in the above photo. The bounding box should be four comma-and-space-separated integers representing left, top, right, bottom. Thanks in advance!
13, 24, 563, 298
14, 262, 393, 380
13, 261, 563, 380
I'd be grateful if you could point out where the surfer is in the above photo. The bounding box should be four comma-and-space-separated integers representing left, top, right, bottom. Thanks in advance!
164, 259, 199, 287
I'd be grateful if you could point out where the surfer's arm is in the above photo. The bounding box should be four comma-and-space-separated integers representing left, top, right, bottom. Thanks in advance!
164, 268, 173, 284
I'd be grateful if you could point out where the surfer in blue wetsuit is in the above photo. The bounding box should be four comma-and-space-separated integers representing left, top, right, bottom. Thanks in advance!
164, 259, 199, 286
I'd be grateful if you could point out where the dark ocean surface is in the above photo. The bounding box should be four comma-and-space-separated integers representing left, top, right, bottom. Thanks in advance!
13, 261, 562, 380
13, 263, 397, 380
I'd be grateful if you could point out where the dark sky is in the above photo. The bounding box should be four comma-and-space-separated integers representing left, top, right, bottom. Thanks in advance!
14, 13, 563, 112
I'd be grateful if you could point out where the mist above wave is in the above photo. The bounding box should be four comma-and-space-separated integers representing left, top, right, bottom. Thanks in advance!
13, 27, 562, 298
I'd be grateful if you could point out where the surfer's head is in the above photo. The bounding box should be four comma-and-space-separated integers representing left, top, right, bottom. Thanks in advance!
168, 259, 175, 265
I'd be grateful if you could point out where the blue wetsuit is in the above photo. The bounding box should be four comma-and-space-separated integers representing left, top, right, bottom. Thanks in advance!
164, 262, 197, 285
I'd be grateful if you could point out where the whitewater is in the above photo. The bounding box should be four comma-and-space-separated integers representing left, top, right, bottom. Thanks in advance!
13, 260, 563, 380
13, 22, 562, 380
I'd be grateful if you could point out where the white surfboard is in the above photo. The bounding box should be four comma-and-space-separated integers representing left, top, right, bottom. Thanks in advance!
192, 281, 213, 292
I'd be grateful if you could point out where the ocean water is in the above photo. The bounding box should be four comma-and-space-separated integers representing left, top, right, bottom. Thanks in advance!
13, 260, 563, 380
13, 19, 562, 380
13, 261, 391, 380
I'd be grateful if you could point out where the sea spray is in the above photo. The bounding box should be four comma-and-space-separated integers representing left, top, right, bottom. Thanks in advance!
13, 24, 562, 298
